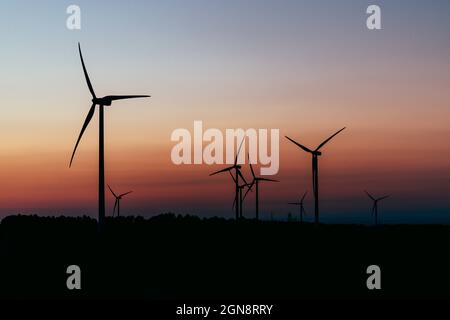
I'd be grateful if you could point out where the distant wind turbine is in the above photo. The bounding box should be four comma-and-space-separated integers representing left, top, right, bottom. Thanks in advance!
285, 127, 346, 224
244, 154, 279, 220
288, 191, 308, 223
231, 178, 252, 219
210, 139, 247, 220
69, 43, 150, 228
108, 185, 133, 217
365, 191, 389, 226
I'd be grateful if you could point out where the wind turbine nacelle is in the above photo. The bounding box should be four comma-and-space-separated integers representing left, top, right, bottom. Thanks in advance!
313, 151, 322, 156
93, 97, 112, 106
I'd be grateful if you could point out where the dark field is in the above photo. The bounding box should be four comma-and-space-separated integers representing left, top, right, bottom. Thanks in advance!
1, 214, 449, 299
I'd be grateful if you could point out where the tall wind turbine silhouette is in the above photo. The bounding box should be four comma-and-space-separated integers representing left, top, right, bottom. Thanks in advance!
69, 43, 150, 228
365, 191, 389, 226
285, 127, 345, 224
210, 139, 247, 220
244, 155, 279, 220
288, 191, 308, 223
108, 185, 133, 217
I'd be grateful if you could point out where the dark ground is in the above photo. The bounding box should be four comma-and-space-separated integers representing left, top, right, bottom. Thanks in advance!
1, 214, 449, 300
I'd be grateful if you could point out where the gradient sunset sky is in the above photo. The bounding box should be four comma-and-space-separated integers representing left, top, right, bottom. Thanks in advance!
0, 0, 449, 223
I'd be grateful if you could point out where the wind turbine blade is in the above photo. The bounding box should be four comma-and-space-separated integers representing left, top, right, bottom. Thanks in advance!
315, 127, 346, 151
243, 182, 254, 201
378, 195, 390, 201
237, 170, 247, 185
285, 136, 313, 153
257, 178, 279, 182
69, 104, 96, 167
234, 138, 245, 165
288, 203, 301, 205
120, 191, 133, 197
232, 194, 237, 210
301, 191, 308, 202
104, 95, 150, 101
228, 170, 237, 183
209, 166, 234, 176
107, 184, 118, 198
113, 199, 118, 216
248, 154, 256, 179
364, 190, 375, 201
78, 43, 96, 99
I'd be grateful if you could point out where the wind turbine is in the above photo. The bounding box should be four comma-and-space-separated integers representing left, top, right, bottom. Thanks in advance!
365, 191, 389, 226
108, 185, 133, 217
231, 175, 252, 219
69, 43, 150, 228
244, 155, 279, 220
210, 139, 247, 220
288, 191, 308, 223
285, 127, 346, 224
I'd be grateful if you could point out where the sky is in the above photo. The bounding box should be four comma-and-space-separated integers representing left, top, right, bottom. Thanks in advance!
0, 0, 449, 223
